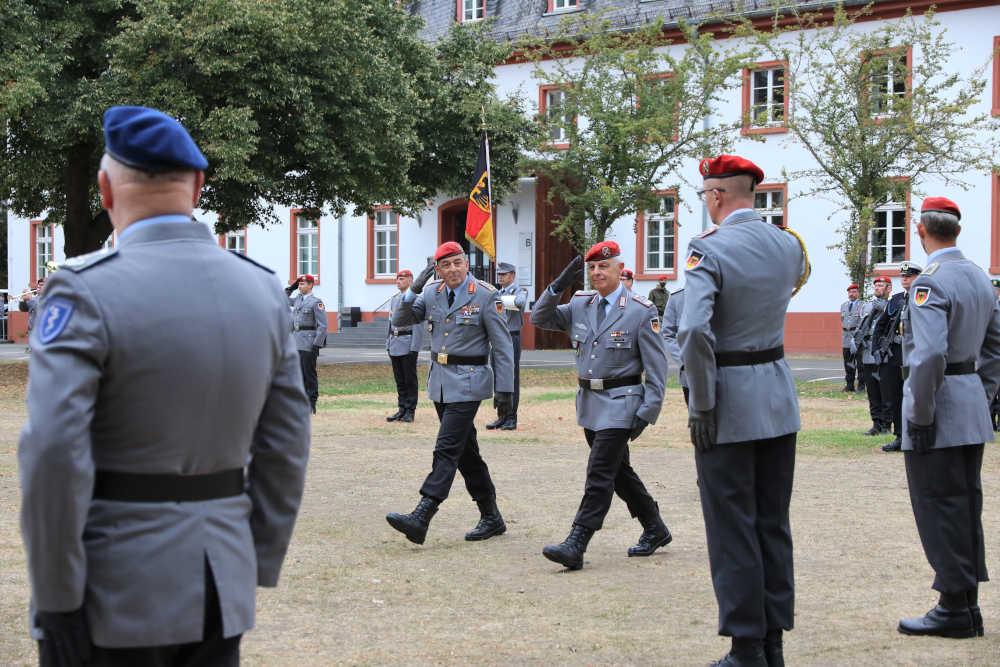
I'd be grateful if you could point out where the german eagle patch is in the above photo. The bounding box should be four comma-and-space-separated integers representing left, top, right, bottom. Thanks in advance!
685, 250, 705, 270
913, 286, 931, 306
495, 300, 504, 314
650, 317, 661, 333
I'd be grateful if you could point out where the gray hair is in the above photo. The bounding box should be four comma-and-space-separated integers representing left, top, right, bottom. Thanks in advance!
100, 153, 197, 185
920, 211, 960, 240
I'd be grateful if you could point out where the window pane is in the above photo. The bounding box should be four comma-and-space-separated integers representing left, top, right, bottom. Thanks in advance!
771, 191, 783, 207
755, 192, 767, 208
772, 216, 783, 227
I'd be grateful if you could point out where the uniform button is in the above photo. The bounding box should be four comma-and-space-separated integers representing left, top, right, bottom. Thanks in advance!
444, 332, 448, 337
441, 346, 446, 351
627, 389, 632, 394
616, 343, 621, 347
591, 355, 596, 359
588, 369, 593, 374
446, 318, 450, 323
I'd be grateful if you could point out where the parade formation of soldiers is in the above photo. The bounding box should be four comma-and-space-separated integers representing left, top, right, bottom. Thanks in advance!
13, 102, 999, 667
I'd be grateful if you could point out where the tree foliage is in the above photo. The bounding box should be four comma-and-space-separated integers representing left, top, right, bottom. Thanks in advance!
735, 3, 1000, 295
519, 12, 752, 253
0, 0, 533, 256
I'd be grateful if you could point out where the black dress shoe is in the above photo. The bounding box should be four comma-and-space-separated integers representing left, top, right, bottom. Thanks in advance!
398, 409, 414, 423
863, 425, 880, 436
898, 604, 977, 638
485, 416, 505, 430
500, 417, 517, 430
841, 385, 853, 392
882, 437, 902, 452
386, 408, 405, 422
708, 650, 767, 667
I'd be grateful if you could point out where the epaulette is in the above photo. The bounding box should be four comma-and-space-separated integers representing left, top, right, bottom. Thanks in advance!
228, 250, 274, 274
696, 225, 719, 238
432, 279, 445, 293
60, 247, 118, 273
922, 262, 940, 276
631, 294, 652, 307
572, 290, 597, 298
477, 280, 497, 292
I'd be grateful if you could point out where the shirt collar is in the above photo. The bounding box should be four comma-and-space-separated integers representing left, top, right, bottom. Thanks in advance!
721, 208, 756, 225
926, 246, 962, 264
598, 282, 625, 305
119, 214, 193, 241
447, 274, 472, 296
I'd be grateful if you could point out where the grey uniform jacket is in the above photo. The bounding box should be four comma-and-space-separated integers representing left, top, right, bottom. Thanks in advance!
678, 211, 803, 444
393, 276, 514, 403
289, 292, 328, 351
661, 289, 686, 388
18, 222, 310, 647
19, 295, 39, 330
498, 283, 529, 332
853, 298, 887, 364
386, 292, 424, 357
840, 299, 862, 348
901, 249, 1000, 451
531, 286, 667, 431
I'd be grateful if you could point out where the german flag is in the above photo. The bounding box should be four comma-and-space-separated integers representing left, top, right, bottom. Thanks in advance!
465, 132, 495, 261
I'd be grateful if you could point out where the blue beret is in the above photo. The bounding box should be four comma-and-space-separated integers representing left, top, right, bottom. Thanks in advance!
497, 262, 516, 274
103, 106, 207, 173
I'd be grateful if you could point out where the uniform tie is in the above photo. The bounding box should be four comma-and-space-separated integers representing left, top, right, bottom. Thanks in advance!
596, 298, 608, 328
447, 290, 455, 308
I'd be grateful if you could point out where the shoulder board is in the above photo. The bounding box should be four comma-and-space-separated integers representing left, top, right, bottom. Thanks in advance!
228, 250, 274, 274
922, 262, 940, 276
631, 294, 652, 307
434, 280, 446, 293
60, 247, 118, 273
572, 290, 597, 298
477, 280, 496, 292
696, 225, 719, 238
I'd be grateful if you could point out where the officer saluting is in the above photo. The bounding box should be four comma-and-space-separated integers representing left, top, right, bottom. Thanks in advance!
18, 106, 310, 666
386, 241, 515, 544
486, 262, 528, 431
896, 197, 1000, 639
679, 155, 807, 667
285, 274, 328, 414
531, 241, 671, 570
386, 269, 424, 423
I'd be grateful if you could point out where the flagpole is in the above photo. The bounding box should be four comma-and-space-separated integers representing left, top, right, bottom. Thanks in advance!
480, 107, 497, 284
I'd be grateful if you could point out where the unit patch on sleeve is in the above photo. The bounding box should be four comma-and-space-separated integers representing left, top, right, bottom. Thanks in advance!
495, 300, 504, 314
650, 317, 661, 333
37, 298, 75, 344
685, 249, 705, 270
913, 286, 932, 306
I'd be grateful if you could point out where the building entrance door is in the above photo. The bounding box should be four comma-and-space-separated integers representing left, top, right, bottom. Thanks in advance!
438, 200, 493, 282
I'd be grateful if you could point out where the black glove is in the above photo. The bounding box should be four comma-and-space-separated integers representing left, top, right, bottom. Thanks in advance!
908, 420, 935, 453
36, 608, 91, 667
312, 345, 322, 357
494, 391, 514, 418
629, 416, 648, 441
284, 280, 300, 295
411, 262, 436, 295
689, 408, 717, 453
550, 255, 584, 293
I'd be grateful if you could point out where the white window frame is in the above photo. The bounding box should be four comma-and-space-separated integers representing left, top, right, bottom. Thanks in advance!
644, 194, 676, 272
869, 196, 907, 266
870, 51, 907, 116
750, 67, 785, 127
755, 189, 785, 227
461, 0, 485, 22
224, 230, 246, 254
296, 216, 319, 279
552, 0, 579, 11
36, 224, 54, 280
373, 209, 398, 278
545, 88, 569, 144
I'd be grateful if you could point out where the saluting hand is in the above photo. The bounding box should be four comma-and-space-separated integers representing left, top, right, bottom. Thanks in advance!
689, 409, 716, 452
284, 279, 300, 296
550, 255, 584, 293
411, 261, 436, 295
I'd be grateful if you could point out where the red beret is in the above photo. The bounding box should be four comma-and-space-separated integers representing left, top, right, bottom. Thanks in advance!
620, 269, 634, 279
434, 241, 464, 262
873, 276, 891, 285
396, 269, 413, 278
699, 154, 764, 185
299, 274, 315, 283
847, 283, 859, 291
921, 196, 961, 221
657, 274, 668, 281
585, 240, 620, 262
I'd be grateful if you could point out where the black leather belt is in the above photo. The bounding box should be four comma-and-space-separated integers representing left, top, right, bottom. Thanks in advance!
391, 330, 412, 336
432, 352, 487, 365
295, 325, 316, 331
578, 375, 642, 391
715, 346, 784, 367
902, 361, 976, 381
93, 469, 244, 503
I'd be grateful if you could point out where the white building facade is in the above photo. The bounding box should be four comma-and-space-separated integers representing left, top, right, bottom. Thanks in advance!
5, 0, 1000, 351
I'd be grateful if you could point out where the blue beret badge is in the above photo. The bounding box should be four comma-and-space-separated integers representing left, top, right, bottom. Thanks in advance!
37, 298, 75, 344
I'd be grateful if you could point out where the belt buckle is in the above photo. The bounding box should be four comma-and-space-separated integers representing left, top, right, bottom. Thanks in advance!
294, 325, 300, 331
590, 378, 604, 391
438, 352, 449, 365
393, 329, 399, 336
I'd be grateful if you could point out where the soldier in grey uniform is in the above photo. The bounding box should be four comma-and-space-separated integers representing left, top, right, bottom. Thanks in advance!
18, 106, 310, 667
531, 241, 671, 571
679, 155, 807, 667
840, 283, 862, 391
661, 288, 687, 404
486, 262, 528, 431
385, 241, 515, 545
284, 274, 328, 414
874, 263, 921, 452
853, 276, 892, 435
386, 269, 424, 423
18, 279, 45, 351
896, 197, 1000, 639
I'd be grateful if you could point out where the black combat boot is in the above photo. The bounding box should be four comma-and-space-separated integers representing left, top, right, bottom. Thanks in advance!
386, 408, 405, 422
485, 416, 505, 430
881, 436, 902, 452
863, 423, 880, 435
386, 496, 439, 544
969, 588, 984, 637
710, 638, 767, 667
465, 497, 506, 541
898, 591, 977, 638
542, 524, 594, 570
627, 506, 672, 557
500, 416, 517, 430
764, 629, 784, 667
398, 409, 414, 423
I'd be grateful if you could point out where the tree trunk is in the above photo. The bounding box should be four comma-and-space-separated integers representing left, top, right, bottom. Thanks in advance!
62, 143, 111, 258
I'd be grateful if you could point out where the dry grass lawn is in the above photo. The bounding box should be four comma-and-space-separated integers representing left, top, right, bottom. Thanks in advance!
1, 362, 999, 665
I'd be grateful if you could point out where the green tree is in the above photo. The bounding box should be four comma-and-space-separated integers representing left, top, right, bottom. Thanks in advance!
735, 3, 1000, 295
519, 12, 752, 253
0, 0, 533, 257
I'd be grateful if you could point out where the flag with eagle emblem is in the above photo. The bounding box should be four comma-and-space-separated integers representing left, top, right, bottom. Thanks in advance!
465, 132, 495, 260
